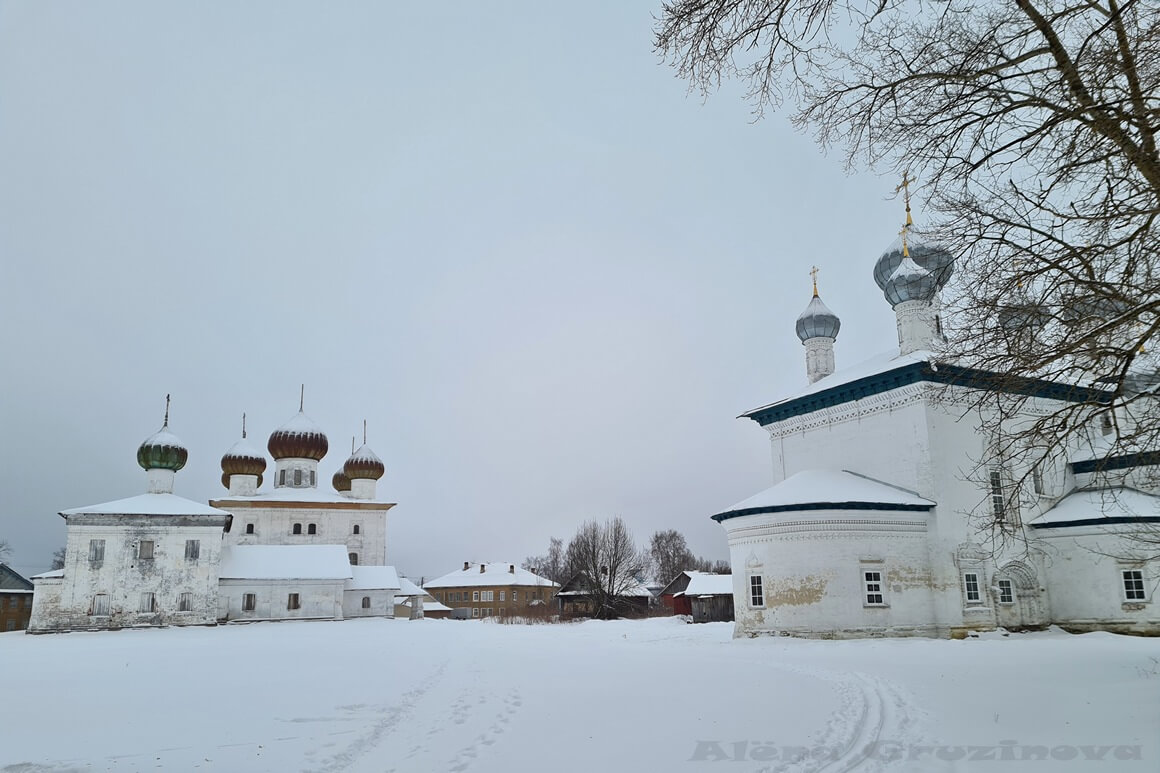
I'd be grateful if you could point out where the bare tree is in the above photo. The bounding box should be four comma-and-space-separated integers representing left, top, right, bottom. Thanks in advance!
564, 518, 646, 618
0, 539, 9, 562
50, 547, 67, 571
522, 536, 569, 585
648, 529, 697, 586
657, 1, 1160, 536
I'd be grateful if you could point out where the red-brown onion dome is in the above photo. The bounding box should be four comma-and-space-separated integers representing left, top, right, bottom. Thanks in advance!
332, 469, 352, 492
344, 444, 385, 480
221, 437, 267, 477
137, 426, 188, 472
267, 411, 328, 461
222, 472, 264, 489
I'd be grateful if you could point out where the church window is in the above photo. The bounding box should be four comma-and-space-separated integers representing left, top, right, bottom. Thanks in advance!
138, 541, 155, 560
279, 469, 286, 486
245, 523, 255, 535
361, 596, 371, 609
287, 593, 301, 610
1032, 466, 1045, 496
177, 592, 192, 612
184, 540, 200, 560
863, 571, 885, 606
963, 573, 982, 603
294, 469, 303, 486
90, 594, 109, 616
310, 470, 316, 486
1123, 570, 1146, 601
749, 575, 764, 607
353, 524, 360, 535
293, 523, 303, 535
473, 591, 480, 602
138, 592, 156, 613
997, 579, 1015, 604
349, 553, 359, 565
989, 468, 1006, 520
88, 539, 105, 563
307, 524, 317, 535
242, 593, 256, 612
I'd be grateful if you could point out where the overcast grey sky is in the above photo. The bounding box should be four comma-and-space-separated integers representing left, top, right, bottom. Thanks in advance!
0, 2, 908, 580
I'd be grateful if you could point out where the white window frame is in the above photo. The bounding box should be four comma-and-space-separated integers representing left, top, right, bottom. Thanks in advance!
989, 467, 1006, 521
863, 570, 886, 606
997, 579, 1015, 604
749, 575, 764, 608
963, 572, 982, 604
472, 591, 480, 602
512, 590, 518, 602
1123, 569, 1147, 602
472, 607, 479, 618
500, 591, 506, 602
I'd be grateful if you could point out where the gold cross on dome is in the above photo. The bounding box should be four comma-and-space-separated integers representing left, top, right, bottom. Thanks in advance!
895, 170, 914, 227
810, 265, 819, 296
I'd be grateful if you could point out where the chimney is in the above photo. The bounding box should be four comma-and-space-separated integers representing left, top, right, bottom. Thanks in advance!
509, 564, 515, 574
480, 564, 486, 573
463, 561, 469, 571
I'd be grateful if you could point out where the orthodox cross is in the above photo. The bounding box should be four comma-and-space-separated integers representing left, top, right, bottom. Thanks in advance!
810, 265, 819, 296
895, 170, 914, 227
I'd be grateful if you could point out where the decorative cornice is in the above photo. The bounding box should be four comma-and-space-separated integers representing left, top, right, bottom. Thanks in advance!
1030, 516, 1160, 530
713, 501, 933, 523
1071, 451, 1160, 475
745, 362, 1109, 427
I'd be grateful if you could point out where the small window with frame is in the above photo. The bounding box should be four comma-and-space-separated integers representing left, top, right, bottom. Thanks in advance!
242, 593, 256, 612
863, 570, 886, 606
287, 593, 301, 610
177, 592, 193, 612
88, 539, 105, 563
749, 575, 764, 608
963, 572, 982, 603
1123, 569, 1147, 602
997, 579, 1015, 604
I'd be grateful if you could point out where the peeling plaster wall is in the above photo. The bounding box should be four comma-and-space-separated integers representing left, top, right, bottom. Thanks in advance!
222, 505, 389, 566
30, 516, 226, 632
218, 578, 345, 621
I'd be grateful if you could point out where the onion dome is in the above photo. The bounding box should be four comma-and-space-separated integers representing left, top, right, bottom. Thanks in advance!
137, 396, 188, 471
998, 294, 1049, 335
883, 256, 938, 307
873, 231, 954, 292
268, 411, 328, 461
795, 293, 841, 342
344, 443, 385, 481
332, 468, 352, 492
221, 417, 267, 489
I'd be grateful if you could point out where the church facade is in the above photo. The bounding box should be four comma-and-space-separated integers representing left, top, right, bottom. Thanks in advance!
29, 399, 402, 633
716, 201, 1160, 639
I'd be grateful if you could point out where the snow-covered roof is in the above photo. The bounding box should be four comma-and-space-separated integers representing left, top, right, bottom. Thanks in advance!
423, 600, 452, 612
1030, 487, 1160, 527
745, 350, 932, 417
424, 563, 558, 589
396, 577, 425, 596
61, 493, 230, 517
345, 565, 401, 591
680, 573, 734, 597
713, 469, 935, 522
30, 569, 64, 580
219, 545, 352, 580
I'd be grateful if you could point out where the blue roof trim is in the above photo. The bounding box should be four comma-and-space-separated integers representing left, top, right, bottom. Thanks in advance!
711, 500, 934, 523
1030, 516, 1160, 529
1071, 451, 1160, 474
744, 362, 1110, 427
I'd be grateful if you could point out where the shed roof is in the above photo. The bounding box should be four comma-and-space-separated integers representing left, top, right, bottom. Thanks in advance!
219, 545, 352, 580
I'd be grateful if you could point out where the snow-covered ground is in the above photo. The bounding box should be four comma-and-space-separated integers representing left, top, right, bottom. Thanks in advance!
1, 618, 1156, 772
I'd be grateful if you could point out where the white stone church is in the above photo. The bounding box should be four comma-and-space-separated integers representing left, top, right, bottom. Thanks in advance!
715, 204, 1160, 639
29, 400, 407, 632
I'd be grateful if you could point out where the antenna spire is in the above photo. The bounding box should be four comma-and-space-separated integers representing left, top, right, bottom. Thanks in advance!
163, 394, 171, 427
299, 384, 304, 412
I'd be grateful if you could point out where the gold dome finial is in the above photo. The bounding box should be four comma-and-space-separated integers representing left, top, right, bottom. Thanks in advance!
895, 169, 914, 228
810, 265, 819, 297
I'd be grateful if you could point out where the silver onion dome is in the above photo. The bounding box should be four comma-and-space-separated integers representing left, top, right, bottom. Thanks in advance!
874, 230, 954, 292
795, 293, 841, 342
883, 256, 938, 307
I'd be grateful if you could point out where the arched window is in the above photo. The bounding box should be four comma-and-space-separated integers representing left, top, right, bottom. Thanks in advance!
307, 524, 317, 535
293, 523, 302, 535
353, 524, 360, 535
278, 469, 286, 486
294, 469, 303, 486
349, 553, 359, 565
245, 523, 255, 534
361, 596, 371, 609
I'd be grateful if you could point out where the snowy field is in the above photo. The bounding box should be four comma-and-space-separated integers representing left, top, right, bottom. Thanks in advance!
0, 618, 1157, 773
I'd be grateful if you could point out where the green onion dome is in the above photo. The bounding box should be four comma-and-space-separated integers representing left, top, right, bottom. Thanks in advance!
137, 425, 188, 472
268, 411, 328, 461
